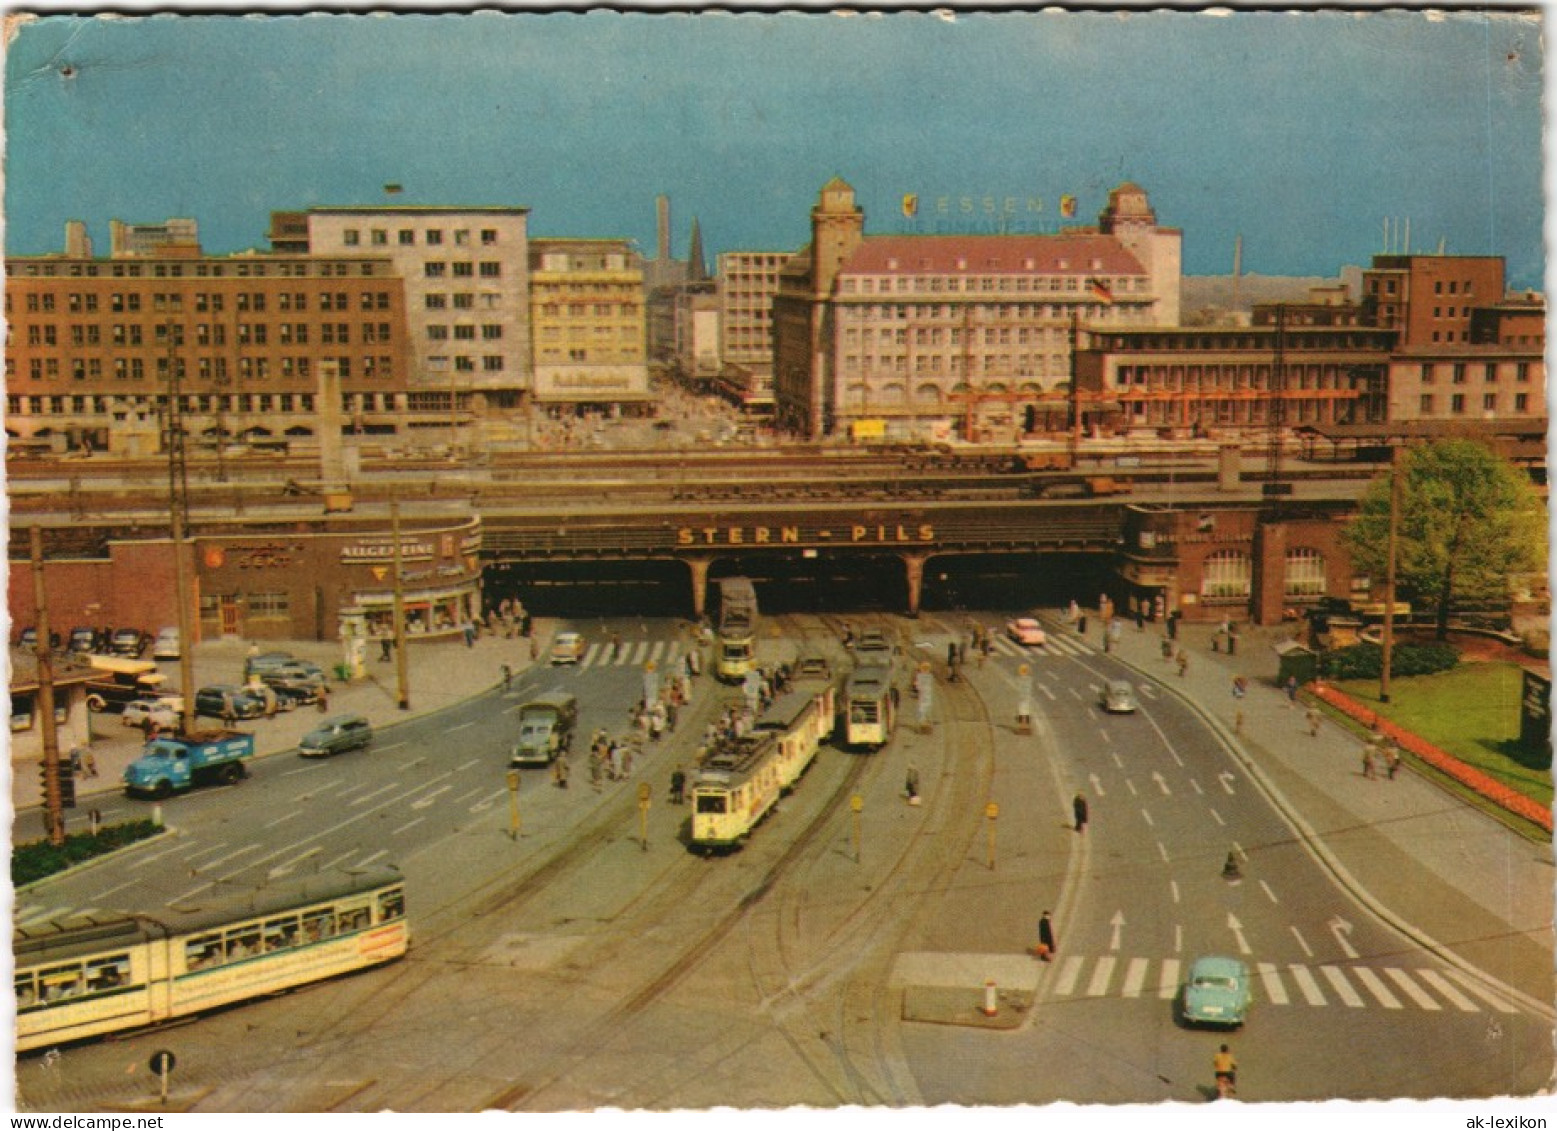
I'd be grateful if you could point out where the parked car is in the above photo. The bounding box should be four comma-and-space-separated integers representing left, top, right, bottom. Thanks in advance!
299, 714, 373, 758
259, 660, 327, 686
194, 684, 268, 721
110, 628, 150, 658
549, 631, 586, 665
1005, 617, 1047, 647
151, 627, 181, 660
1098, 679, 1138, 714
121, 697, 182, 730
1181, 956, 1252, 1029
244, 651, 298, 678
266, 676, 322, 708
68, 626, 107, 655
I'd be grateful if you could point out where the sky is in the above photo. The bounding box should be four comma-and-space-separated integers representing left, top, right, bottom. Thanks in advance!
1, 7, 1548, 288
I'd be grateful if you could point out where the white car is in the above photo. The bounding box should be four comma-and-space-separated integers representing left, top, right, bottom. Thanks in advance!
121, 698, 182, 729
151, 627, 181, 661
1005, 617, 1047, 647
549, 631, 586, 665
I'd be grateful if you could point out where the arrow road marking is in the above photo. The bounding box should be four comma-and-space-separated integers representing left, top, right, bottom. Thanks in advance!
1329, 916, 1360, 958
411, 785, 453, 810
1151, 772, 1171, 796
1109, 911, 1126, 951
1218, 772, 1237, 795
1227, 912, 1252, 954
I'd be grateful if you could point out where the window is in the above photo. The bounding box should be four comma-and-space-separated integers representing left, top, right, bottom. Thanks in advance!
480, 229, 498, 245
425, 229, 443, 245
1483, 393, 1497, 412
479, 262, 501, 278
1451, 394, 1466, 414
1201, 550, 1251, 601
425, 262, 446, 278
452, 262, 474, 278
425, 294, 447, 310
398, 229, 415, 245
343, 229, 360, 247
1419, 394, 1434, 414
1284, 548, 1327, 598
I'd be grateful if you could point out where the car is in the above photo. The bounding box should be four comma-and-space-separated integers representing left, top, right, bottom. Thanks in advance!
1098, 679, 1138, 714
244, 651, 298, 678
1006, 617, 1047, 647
121, 697, 182, 730
260, 660, 327, 685
151, 627, 181, 660
549, 631, 586, 665
194, 684, 268, 721
266, 676, 322, 708
1182, 956, 1252, 1028
298, 714, 373, 758
17, 627, 37, 649
68, 626, 107, 655
110, 628, 150, 658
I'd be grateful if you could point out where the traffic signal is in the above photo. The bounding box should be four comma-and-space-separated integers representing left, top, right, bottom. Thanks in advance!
59, 762, 76, 808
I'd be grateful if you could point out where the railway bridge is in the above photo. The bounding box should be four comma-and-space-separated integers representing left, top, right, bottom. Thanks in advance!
478, 498, 1126, 616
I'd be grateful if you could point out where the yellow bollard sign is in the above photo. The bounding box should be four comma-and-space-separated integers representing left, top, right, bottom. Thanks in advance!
507, 769, 521, 840
638, 781, 652, 851
985, 801, 999, 870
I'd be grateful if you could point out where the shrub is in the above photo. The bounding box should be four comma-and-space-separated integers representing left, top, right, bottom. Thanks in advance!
1319, 641, 1460, 681
12, 819, 162, 887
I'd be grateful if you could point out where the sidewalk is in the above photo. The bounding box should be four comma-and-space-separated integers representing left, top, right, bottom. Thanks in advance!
14, 625, 551, 818
1070, 611, 1554, 1015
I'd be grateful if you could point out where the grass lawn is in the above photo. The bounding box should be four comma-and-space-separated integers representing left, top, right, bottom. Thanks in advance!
1331, 661, 1552, 811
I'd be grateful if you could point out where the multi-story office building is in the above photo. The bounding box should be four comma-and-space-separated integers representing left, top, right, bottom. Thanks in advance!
1361, 254, 1507, 347
773, 178, 1182, 440
1385, 346, 1546, 426
109, 217, 200, 258
715, 250, 788, 411
270, 206, 533, 420
528, 238, 650, 414
5, 232, 413, 452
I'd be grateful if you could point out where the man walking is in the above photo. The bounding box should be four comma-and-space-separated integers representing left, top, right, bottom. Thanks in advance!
1072, 792, 1089, 833
1036, 911, 1057, 962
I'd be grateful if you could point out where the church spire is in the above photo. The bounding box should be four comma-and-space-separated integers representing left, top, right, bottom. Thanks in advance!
687, 217, 708, 282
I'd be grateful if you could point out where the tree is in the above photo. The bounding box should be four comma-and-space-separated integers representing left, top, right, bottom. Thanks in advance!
1342, 438, 1547, 640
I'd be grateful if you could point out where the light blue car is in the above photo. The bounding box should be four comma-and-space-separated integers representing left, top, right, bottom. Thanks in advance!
1182, 956, 1251, 1028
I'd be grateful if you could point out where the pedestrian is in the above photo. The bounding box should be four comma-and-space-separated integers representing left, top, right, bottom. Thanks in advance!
70, 747, 83, 775
1073, 792, 1089, 833
1078, 614, 1089, 635
611, 633, 623, 662
1285, 675, 1298, 703
1036, 911, 1057, 962
84, 751, 98, 778
553, 756, 570, 789
380, 637, 392, 661
1361, 745, 1376, 780
501, 664, 512, 691
1385, 742, 1401, 779
1306, 706, 1321, 737
1232, 676, 1247, 698
464, 621, 476, 648
317, 686, 330, 714
1176, 650, 1189, 678
905, 765, 921, 804
670, 765, 686, 804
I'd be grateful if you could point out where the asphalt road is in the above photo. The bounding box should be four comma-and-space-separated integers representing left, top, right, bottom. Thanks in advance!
13, 613, 1553, 1111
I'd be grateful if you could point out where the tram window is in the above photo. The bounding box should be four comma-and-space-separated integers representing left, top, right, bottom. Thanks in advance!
302, 909, 335, 942
337, 905, 370, 933
263, 916, 300, 953
85, 955, 130, 992
695, 794, 728, 814
15, 974, 38, 1010
39, 964, 84, 1002
378, 888, 405, 922
226, 925, 262, 960
186, 934, 224, 970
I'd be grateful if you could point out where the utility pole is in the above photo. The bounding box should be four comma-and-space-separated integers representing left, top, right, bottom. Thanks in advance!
31, 527, 66, 847
392, 499, 411, 710
166, 320, 198, 736
1380, 445, 1402, 703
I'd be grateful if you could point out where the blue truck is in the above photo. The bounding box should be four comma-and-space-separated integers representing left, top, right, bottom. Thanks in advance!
123, 729, 255, 798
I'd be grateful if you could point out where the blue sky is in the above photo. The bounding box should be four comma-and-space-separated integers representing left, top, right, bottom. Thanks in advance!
3, 8, 1546, 287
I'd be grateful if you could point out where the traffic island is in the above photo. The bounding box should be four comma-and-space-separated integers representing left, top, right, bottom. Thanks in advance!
892, 952, 1040, 1029
901, 984, 1032, 1029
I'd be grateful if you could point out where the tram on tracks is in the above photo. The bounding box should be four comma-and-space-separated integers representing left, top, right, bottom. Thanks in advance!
690, 670, 837, 852
714, 576, 759, 683
842, 662, 898, 750
15, 868, 407, 1053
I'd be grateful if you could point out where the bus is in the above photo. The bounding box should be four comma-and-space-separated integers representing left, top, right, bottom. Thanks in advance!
714, 576, 759, 683
15, 868, 407, 1053
843, 662, 898, 749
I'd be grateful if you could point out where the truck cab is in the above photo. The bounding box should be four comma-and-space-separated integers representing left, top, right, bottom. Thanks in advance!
123, 729, 254, 798
510, 691, 578, 767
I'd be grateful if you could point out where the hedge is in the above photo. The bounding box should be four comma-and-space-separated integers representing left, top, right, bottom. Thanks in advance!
13, 819, 163, 887
1318, 641, 1460, 681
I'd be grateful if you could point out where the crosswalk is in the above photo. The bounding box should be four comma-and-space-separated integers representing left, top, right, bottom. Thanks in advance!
986, 631, 1095, 661
565, 640, 690, 671
1044, 953, 1522, 1015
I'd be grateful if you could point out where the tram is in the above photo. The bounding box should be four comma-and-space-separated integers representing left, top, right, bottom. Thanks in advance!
714, 576, 759, 683
15, 868, 408, 1053
690, 673, 836, 852
843, 662, 898, 750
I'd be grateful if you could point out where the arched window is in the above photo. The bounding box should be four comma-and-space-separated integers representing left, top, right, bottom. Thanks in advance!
1284, 547, 1327, 598
1201, 550, 1251, 601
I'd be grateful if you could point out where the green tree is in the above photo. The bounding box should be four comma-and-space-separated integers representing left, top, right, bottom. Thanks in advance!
1343, 438, 1547, 639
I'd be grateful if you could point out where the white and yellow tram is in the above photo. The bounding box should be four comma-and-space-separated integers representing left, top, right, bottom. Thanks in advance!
843, 661, 898, 749
15, 868, 408, 1053
713, 576, 759, 683
690, 676, 836, 852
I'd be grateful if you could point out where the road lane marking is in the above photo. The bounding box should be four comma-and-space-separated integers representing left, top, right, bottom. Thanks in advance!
195, 844, 262, 872
411, 785, 453, 810
1289, 964, 1328, 1005
1169, 879, 1180, 902
454, 758, 482, 773
1086, 955, 1116, 997
130, 841, 200, 870
1125, 779, 1138, 796
264, 810, 304, 829
1189, 779, 1204, 795
1151, 772, 1170, 795
320, 850, 357, 873
470, 789, 508, 813
1121, 958, 1149, 997
269, 847, 323, 879
168, 882, 214, 907
1289, 926, 1315, 958
348, 782, 401, 808
1415, 969, 1480, 1012
447, 721, 476, 733
1259, 880, 1279, 904
392, 816, 424, 836
453, 786, 488, 805
1383, 968, 1441, 1010
1208, 807, 1225, 826
358, 849, 389, 868
1352, 966, 1403, 1009
1158, 958, 1180, 999
90, 878, 145, 901
1053, 955, 1085, 995
180, 842, 232, 866
1256, 962, 1290, 1004
1139, 808, 1154, 828
1319, 965, 1366, 1007
1441, 968, 1520, 1013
